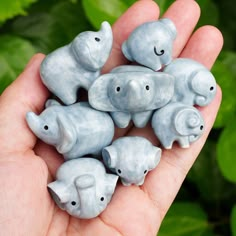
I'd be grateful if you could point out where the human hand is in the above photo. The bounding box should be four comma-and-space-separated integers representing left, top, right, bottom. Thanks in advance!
0, 0, 223, 235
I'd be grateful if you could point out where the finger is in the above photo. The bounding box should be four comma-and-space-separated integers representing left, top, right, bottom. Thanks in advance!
180, 25, 224, 68
163, 0, 201, 57
102, 0, 160, 138
0, 54, 49, 155
102, 0, 160, 73
141, 26, 223, 220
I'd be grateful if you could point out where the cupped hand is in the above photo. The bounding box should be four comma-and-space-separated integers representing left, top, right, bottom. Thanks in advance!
0, 1, 223, 235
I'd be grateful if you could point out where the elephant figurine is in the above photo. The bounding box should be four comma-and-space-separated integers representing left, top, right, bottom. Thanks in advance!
40, 21, 113, 105
88, 70, 175, 128
102, 136, 161, 186
163, 58, 217, 106
26, 100, 114, 160
122, 18, 177, 71
151, 102, 205, 149
48, 158, 118, 219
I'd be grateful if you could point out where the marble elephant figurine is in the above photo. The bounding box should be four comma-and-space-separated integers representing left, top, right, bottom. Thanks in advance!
163, 58, 217, 106
88, 70, 175, 128
48, 158, 118, 219
151, 102, 205, 149
122, 18, 177, 71
102, 136, 161, 186
40, 21, 113, 105
26, 100, 114, 160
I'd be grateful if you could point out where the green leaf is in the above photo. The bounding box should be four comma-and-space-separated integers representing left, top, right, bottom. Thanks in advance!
11, 1, 91, 53
0, 35, 35, 93
0, 0, 37, 23
217, 122, 236, 183
197, 0, 219, 28
211, 53, 236, 128
188, 140, 236, 203
158, 202, 210, 236
155, 0, 174, 15
82, 0, 130, 29
231, 205, 236, 236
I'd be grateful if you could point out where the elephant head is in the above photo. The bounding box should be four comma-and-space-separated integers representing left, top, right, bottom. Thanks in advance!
189, 69, 217, 106
88, 71, 174, 112
102, 137, 161, 186
71, 21, 113, 71
174, 107, 205, 143
122, 18, 177, 71
26, 109, 76, 154
72, 174, 118, 219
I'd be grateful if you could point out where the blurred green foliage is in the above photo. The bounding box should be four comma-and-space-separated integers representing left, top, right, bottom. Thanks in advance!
0, 0, 235, 235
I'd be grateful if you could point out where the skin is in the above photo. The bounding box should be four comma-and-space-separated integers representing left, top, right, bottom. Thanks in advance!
0, 0, 223, 235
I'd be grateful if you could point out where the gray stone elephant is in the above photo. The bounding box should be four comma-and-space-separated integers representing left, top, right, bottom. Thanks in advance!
88, 70, 175, 128
122, 18, 177, 71
102, 136, 161, 186
26, 100, 114, 160
48, 158, 118, 219
151, 102, 205, 149
163, 58, 217, 106
40, 21, 113, 105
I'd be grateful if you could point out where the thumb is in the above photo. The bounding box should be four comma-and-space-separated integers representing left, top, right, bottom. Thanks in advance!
0, 53, 50, 155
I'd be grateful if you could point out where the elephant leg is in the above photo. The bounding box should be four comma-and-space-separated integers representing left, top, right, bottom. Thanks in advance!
178, 137, 190, 148
132, 111, 153, 128
110, 111, 131, 128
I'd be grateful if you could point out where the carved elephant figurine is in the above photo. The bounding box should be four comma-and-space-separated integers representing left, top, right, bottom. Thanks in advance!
122, 18, 177, 71
26, 100, 114, 160
48, 158, 118, 219
88, 70, 174, 128
40, 21, 113, 105
163, 58, 217, 106
102, 136, 161, 186
151, 102, 205, 149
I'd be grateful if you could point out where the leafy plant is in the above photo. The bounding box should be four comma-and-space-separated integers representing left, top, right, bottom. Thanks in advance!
0, 0, 235, 235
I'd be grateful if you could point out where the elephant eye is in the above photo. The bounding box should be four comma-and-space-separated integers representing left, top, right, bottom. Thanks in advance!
116, 86, 121, 92
145, 85, 150, 91
100, 197, 105, 202
71, 201, 76, 206
210, 86, 214, 91
95, 37, 100, 42
44, 125, 49, 130
200, 125, 204, 130
144, 170, 147, 174
154, 47, 165, 56
117, 169, 122, 174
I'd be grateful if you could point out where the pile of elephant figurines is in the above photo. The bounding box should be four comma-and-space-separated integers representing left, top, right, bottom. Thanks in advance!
26, 18, 217, 219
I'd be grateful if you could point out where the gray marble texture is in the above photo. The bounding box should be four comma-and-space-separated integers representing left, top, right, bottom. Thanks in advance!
88, 70, 175, 128
122, 18, 177, 71
163, 58, 217, 106
102, 136, 161, 186
40, 21, 113, 105
48, 158, 118, 219
26, 100, 114, 160
152, 102, 204, 149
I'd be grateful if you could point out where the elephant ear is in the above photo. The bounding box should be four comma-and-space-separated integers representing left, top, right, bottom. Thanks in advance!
159, 18, 177, 39
45, 99, 61, 108
148, 146, 162, 170
56, 114, 76, 154
190, 70, 216, 95
102, 145, 117, 169
47, 181, 70, 209
175, 107, 200, 135
121, 40, 134, 61
88, 74, 117, 112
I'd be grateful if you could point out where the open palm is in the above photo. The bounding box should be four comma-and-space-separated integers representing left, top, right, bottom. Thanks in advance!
0, 1, 223, 235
